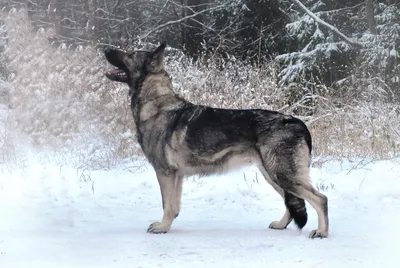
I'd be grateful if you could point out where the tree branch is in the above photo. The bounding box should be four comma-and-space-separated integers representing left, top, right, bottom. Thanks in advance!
112, 0, 123, 14
292, 0, 363, 48
140, 3, 226, 40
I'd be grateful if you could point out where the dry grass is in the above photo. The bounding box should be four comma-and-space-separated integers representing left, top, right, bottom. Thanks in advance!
0, 105, 27, 171
1, 9, 399, 170
308, 101, 400, 158
2, 9, 140, 169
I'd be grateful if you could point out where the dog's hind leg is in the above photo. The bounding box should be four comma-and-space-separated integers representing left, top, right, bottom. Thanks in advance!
147, 171, 183, 234
269, 206, 293, 230
280, 175, 328, 238
297, 184, 328, 238
258, 165, 294, 230
275, 143, 329, 238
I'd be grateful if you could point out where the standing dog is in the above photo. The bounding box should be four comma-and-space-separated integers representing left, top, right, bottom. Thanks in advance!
104, 42, 329, 238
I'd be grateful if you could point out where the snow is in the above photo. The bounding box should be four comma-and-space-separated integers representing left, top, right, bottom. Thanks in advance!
1, 96, 399, 267
1, 153, 400, 268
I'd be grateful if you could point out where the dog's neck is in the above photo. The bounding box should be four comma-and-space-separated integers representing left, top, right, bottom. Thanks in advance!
143, 72, 173, 98
130, 71, 184, 120
129, 70, 169, 97
130, 71, 185, 148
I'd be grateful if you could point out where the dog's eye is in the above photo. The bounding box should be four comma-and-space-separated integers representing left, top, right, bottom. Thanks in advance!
128, 52, 135, 58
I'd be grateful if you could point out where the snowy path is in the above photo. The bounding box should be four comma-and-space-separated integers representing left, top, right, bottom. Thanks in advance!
1, 158, 399, 267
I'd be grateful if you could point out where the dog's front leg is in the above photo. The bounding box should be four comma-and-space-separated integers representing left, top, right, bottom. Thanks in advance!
147, 171, 182, 234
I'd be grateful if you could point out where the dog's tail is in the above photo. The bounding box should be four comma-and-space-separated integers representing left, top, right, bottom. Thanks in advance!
285, 192, 308, 229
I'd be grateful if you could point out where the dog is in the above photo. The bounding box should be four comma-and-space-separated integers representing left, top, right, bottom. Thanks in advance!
104, 42, 329, 238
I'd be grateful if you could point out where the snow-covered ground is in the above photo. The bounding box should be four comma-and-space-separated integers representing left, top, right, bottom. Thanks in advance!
1, 100, 399, 267
1, 151, 400, 267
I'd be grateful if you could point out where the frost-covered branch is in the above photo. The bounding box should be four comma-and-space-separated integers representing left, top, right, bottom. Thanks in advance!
292, 0, 363, 48
112, 0, 123, 14
140, 3, 226, 39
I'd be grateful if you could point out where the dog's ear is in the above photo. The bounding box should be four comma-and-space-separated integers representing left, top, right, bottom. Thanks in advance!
150, 41, 166, 63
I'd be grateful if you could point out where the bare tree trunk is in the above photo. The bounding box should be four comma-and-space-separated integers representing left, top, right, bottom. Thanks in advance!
366, 0, 377, 34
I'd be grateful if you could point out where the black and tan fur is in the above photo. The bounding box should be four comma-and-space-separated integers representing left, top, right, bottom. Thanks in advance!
104, 42, 329, 238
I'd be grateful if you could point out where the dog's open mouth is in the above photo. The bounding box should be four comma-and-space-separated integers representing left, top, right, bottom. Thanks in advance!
104, 47, 130, 83
105, 68, 128, 83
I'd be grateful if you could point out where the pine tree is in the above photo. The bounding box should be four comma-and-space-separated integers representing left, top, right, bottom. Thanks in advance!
277, 0, 363, 85
276, 0, 400, 101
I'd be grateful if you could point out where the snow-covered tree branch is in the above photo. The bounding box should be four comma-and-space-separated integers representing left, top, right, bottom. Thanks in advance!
292, 0, 363, 48
140, 3, 227, 40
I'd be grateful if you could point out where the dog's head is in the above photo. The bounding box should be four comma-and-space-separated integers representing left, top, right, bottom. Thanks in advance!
104, 42, 167, 85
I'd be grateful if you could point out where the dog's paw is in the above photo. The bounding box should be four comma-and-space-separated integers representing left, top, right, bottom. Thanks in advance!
147, 222, 170, 234
309, 229, 328, 239
269, 221, 287, 230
